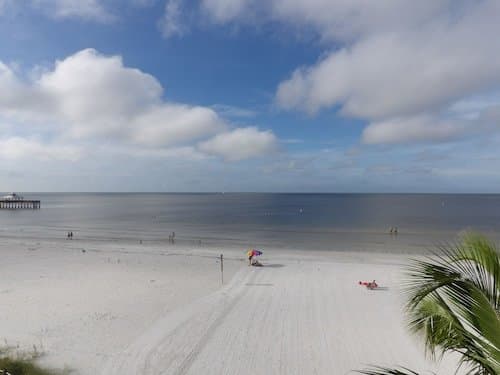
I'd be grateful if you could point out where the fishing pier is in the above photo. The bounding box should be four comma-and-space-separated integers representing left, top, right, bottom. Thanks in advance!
0, 200, 40, 209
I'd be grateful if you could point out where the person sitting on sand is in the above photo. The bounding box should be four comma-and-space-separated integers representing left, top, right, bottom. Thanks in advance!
359, 280, 378, 289
367, 280, 378, 289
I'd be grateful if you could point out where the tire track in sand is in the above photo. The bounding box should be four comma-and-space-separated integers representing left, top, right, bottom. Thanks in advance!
174, 271, 255, 375
101, 267, 256, 375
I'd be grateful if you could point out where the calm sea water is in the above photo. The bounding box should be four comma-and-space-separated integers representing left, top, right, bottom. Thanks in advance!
1, 193, 500, 253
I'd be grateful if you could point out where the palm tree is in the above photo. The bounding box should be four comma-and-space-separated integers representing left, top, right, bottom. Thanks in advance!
359, 233, 500, 375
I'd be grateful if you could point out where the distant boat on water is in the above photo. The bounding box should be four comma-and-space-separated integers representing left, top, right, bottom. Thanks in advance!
2, 192, 24, 201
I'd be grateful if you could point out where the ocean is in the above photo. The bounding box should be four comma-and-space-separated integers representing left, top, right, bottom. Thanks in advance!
1, 193, 500, 253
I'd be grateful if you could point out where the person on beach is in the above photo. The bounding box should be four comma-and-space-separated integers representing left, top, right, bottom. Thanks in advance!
252, 259, 263, 267
367, 280, 378, 289
359, 280, 378, 289
248, 254, 254, 265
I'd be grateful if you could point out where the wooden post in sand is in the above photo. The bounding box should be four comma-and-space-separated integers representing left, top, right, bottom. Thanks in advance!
220, 254, 224, 285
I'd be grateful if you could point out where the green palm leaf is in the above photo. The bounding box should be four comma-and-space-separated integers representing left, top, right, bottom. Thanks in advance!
405, 234, 500, 374
357, 366, 424, 375
358, 233, 500, 375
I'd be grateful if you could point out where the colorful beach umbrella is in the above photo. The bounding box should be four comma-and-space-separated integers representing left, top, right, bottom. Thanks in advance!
247, 249, 263, 257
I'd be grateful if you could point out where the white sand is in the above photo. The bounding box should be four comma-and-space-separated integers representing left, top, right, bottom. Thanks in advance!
0, 238, 241, 373
0, 238, 460, 374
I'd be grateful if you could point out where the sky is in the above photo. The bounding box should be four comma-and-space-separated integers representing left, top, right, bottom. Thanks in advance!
1, 0, 500, 192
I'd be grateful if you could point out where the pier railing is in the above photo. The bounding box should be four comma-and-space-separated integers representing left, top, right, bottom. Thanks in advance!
0, 200, 40, 209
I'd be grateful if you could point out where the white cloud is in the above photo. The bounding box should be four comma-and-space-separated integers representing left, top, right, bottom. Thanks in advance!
448, 92, 500, 120
31, 0, 114, 22
277, 22, 500, 119
201, 0, 449, 40
131, 104, 224, 146
361, 115, 468, 145
362, 105, 500, 145
198, 127, 277, 161
0, 49, 277, 162
201, 0, 251, 23
159, 0, 186, 38
0, 62, 23, 107
0, 137, 82, 161
127, 145, 208, 161
0, 49, 221, 145
36, 49, 163, 138
0, 62, 53, 121
197, 0, 500, 146
274, 0, 500, 144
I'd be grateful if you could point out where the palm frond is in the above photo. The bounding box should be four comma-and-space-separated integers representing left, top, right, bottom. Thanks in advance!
455, 234, 500, 311
357, 366, 424, 375
406, 293, 465, 359
403, 233, 500, 374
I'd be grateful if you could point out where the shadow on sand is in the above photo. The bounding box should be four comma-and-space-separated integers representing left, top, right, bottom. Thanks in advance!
262, 263, 285, 268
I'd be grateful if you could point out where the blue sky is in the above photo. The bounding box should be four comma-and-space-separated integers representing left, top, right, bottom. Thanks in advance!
1, 0, 500, 192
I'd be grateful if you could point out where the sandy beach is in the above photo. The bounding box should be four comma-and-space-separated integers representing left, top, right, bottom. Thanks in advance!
2, 0, 499, 371
0, 237, 460, 374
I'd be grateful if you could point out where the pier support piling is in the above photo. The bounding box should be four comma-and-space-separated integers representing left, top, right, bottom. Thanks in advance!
0, 200, 40, 209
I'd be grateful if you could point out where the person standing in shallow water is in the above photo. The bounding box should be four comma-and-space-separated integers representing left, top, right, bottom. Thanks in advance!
168, 232, 175, 243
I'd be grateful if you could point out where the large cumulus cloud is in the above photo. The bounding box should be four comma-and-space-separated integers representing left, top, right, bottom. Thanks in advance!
197, 0, 500, 145
0, 49, 277, 161
199, 127, 277, 161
